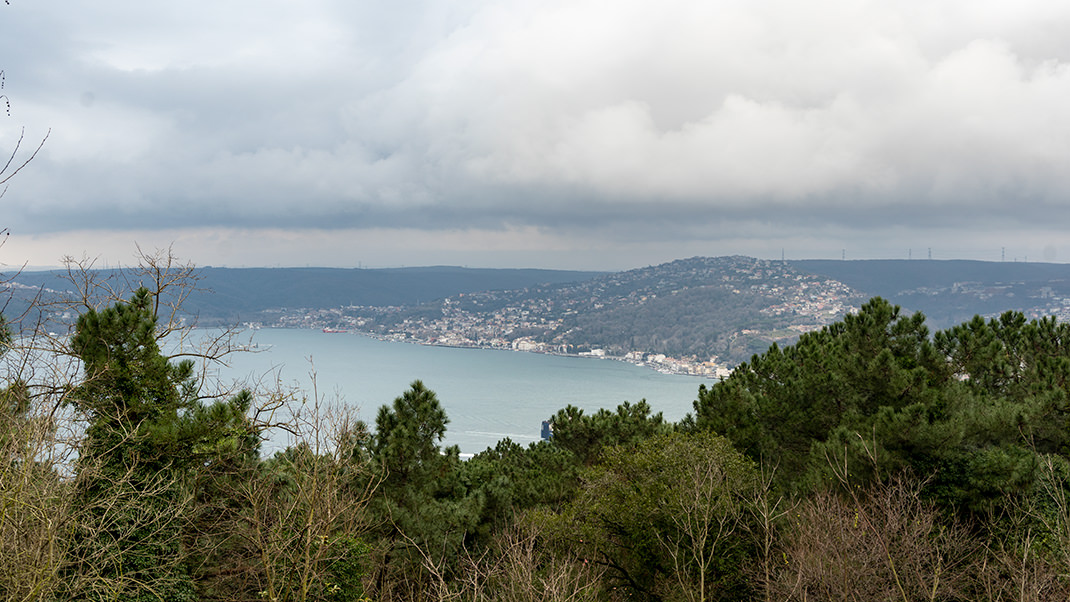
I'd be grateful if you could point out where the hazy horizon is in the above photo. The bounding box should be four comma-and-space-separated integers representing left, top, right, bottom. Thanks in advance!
6, 252, 1064, 275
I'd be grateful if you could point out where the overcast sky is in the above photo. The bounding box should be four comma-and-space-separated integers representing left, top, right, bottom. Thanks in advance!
1, 0, 1069, 271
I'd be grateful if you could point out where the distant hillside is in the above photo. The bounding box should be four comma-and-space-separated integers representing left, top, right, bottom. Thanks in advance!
790, 259, 1070, 328
190, 266, 601, 317
354, 256, 867, 365
2, 266, 602, 325
536, 256, 864, 360
344, 257, 1070, 366
8, 257, 1070, 366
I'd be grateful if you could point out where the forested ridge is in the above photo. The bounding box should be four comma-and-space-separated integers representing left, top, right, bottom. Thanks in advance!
7, 256, 1070, 601
4, 265, 602, 325
791, 258, 1070, 329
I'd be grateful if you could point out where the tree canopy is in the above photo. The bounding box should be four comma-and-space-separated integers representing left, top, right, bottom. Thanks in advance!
690, 297, 1070, 512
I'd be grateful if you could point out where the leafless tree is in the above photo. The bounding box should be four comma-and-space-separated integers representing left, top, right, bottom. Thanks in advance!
656, 451, 751, 602
970, 456, 1070, 602
768, 468, 977, 602
411, 516, 605, 602
0, 69, 50, 199
743, 461, 793, 602
238, 373, 377, 602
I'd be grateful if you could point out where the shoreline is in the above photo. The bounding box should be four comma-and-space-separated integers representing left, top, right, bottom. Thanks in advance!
318, 328, 720, 379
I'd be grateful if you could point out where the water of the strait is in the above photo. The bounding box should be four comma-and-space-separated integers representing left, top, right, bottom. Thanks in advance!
213, 328, 708, 455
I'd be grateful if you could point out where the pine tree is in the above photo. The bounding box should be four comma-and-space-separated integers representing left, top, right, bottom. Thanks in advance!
65, 287, 253, 601
690, 297, 945, 488
368, 381, 478, 594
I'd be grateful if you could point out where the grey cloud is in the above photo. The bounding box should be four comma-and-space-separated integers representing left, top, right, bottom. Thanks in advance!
3, 0, 1070, 267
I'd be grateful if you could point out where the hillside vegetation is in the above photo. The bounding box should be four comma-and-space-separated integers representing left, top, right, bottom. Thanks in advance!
352, 256, 864, 365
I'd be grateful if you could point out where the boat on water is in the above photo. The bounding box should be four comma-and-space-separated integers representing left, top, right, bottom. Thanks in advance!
322, 328, 348, 333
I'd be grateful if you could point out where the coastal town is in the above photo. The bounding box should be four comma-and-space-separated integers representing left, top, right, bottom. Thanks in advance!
253, 257, 866, 378
13, 257, 1070, 381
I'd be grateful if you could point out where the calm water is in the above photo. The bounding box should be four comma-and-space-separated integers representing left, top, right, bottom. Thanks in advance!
214, 329, 707, 454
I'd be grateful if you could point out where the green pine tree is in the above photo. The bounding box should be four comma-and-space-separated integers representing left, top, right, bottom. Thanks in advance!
368, 381, 478, 594
65, 287, 253, 601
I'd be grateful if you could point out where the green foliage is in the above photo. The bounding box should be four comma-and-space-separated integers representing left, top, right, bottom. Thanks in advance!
325, 536, 372, 602
691, 298, 946, 489
549, 399, 671, 465
244, 440, 373, 602
552, 431, 758, 601
460, 439, 582, 542
0, 316, 32, 463
690, 296, 1070, 512
65, 287, 256, 602
371, 380, 454, 492
0, 314, 9, 350
0, 378, 31, 458
937, 312, 1070, 455
182, 391, 264, 601
368, 381, 480, 590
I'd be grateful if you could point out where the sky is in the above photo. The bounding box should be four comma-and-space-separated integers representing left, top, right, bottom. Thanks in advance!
1, 0, 1069, 271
